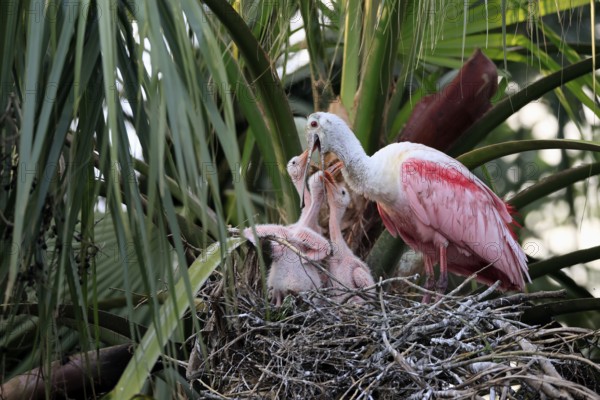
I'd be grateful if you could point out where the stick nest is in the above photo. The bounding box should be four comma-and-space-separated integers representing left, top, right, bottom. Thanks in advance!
186, 273, 600, 399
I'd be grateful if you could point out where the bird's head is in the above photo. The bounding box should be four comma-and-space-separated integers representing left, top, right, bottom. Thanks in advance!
301, 112, 351, 206
307, 170, 326, 197
321, 163, 350, 213
304, 112, 350, 156
286, 149, 310, 185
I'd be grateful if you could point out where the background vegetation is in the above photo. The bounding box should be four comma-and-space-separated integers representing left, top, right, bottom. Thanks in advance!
0, 0, 599, 397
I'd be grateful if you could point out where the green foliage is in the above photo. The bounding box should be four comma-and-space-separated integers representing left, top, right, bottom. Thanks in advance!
0, 0, 598, 397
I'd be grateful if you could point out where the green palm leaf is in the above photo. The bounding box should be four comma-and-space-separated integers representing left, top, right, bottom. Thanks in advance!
109, 237, 243, 398
1, 0, 599, 396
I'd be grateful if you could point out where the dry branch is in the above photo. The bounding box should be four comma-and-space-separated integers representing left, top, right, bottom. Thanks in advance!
186, 274, 600, 399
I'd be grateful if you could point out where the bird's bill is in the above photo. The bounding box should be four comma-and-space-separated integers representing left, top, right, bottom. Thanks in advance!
296, 148, 311, 168
326, 161, 344, 177
322, 170, 336, 185
321, 171, 340, 205
295, 149, 311, 207
321, 170, 337, 196
300, 134, 321, 208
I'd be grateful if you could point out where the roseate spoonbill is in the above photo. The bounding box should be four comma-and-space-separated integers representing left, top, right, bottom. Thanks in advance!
287, 151, 324, 233
242, 158, 330, 306
303, 112, 530, 298
243, 169, 328, 260
243, 223, 329, 306
322, 169, 375, 303
287, 149, 313, 209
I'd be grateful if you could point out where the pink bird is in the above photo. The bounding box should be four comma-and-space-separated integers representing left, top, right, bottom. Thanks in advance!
287, 150, 324, 233
287, 149, 313, 210
322, 168, 375, 303
303, 112, 530, 299
242, 155, 330, 306
244, 223, 329, 307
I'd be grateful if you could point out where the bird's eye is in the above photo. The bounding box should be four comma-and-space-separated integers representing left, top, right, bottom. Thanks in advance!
342, 190, 346, 195
310, 120, 318, 128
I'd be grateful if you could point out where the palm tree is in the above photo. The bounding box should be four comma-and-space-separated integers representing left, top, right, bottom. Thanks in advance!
1, 0, 599, 397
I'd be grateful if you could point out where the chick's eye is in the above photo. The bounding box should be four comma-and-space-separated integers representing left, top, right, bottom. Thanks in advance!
310, 120, 318, 128
342, 190, 346, 195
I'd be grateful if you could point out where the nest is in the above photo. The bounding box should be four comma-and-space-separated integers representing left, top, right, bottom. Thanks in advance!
186, 272, 600, 399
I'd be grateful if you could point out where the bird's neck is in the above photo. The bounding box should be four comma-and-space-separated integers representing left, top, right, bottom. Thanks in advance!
328, 208, 349, 256
298, 192, 323, 231
333, 138, 373, 196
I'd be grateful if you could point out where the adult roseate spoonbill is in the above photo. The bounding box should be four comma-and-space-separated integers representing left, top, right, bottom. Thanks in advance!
322, 169, 375, 303
243, 157, 330, 306
303, 112, 530, 297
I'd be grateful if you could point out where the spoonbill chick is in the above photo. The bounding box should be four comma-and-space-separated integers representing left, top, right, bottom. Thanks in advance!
322, 167, 375, 303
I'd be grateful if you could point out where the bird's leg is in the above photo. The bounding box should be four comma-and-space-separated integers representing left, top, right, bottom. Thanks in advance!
422, 256, 436, 303
436, 244, 449, 294
273, 291, 282, 307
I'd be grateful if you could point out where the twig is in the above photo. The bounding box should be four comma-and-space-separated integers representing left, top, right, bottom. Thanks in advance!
500, 319, 577, 399
378, 285, 424, 388
185, 268, 600, 398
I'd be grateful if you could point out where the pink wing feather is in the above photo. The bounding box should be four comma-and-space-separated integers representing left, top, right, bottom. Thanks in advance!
242, 224, 290, 246
377, 203, 401, 237
290, 227, 332, 261
385, 158, 529, 290
242, 225, 330, 261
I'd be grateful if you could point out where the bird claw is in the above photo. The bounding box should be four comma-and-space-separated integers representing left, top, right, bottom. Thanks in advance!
436, 276, 448, 294
421, 274, 437, 303
322, 170, 336, 185
421, 292, 432, 304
